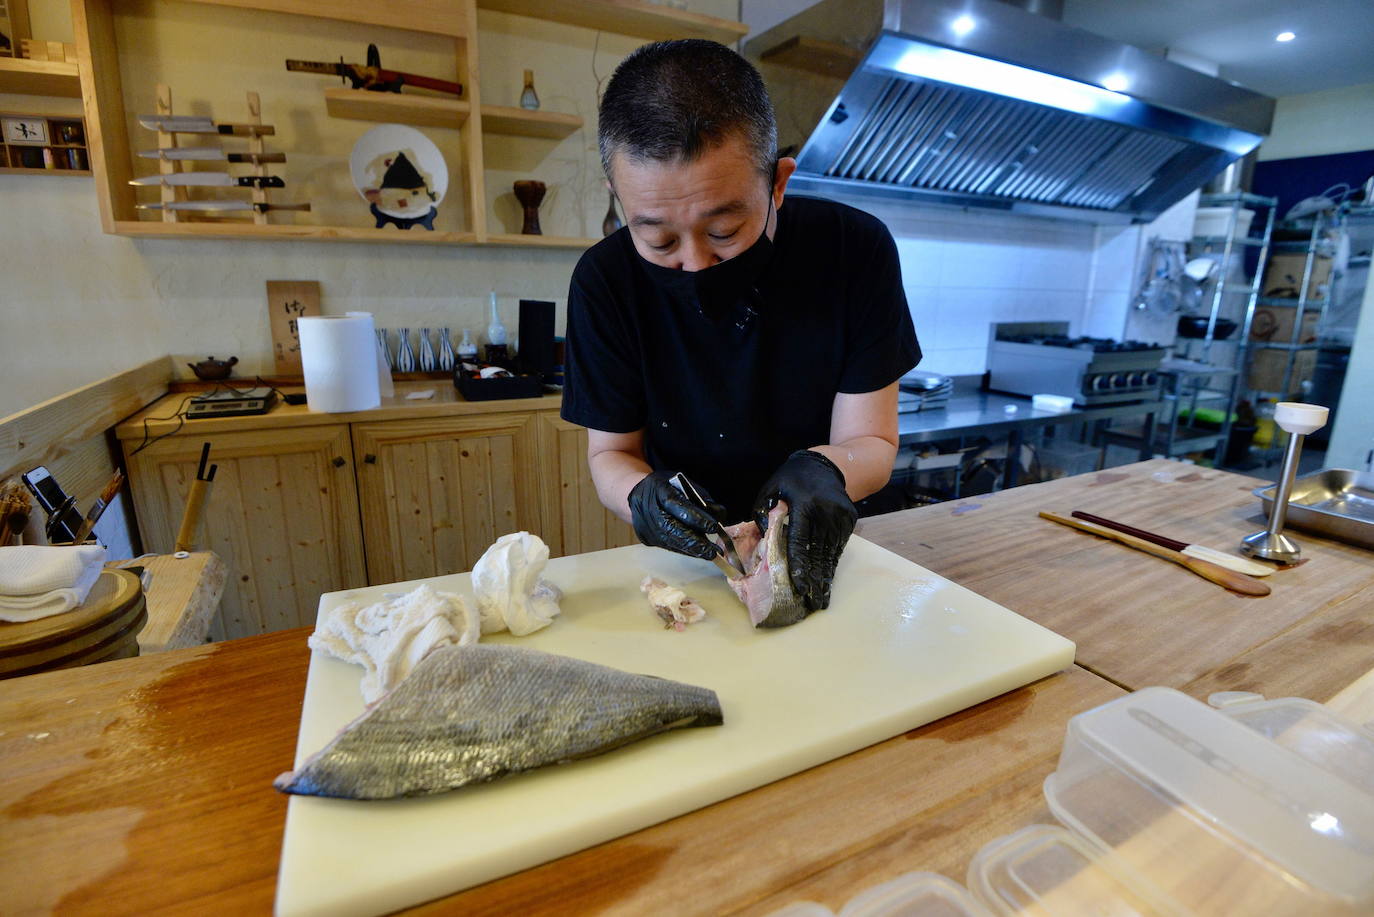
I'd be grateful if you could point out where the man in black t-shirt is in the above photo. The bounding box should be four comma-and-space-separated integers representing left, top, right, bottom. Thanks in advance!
561, 40, 920, 613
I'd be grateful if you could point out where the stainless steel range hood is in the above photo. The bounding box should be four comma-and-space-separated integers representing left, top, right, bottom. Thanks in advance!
744, 0, 1274, 223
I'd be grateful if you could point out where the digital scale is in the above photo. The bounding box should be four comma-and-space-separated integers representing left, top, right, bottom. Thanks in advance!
186, 387, 278, 419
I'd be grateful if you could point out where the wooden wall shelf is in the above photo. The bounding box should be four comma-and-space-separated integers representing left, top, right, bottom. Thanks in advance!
0, 58, 82, 98
323, 89, 470, 129
0, 167, 92, 176
323, 90, 582, 139
73, 0, 745, 245
476, 0, 749, 44
481, 104, 582, 140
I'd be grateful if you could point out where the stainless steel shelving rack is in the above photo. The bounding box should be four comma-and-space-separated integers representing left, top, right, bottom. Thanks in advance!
1102, 192, 1277, 463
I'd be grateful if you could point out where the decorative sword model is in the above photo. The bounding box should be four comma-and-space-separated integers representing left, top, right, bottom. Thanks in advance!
285, 44, 463, 97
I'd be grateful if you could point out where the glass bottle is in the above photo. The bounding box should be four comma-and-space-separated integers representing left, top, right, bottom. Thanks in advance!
486, 292, 510, 365
438, 327, 456, 372
602, 192, 624, 236
418, 327, 437, 372
396, 327, 417, 373
520, 70, 540, 110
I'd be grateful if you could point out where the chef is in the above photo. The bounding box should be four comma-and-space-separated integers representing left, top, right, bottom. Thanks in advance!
562, 40, 920, 612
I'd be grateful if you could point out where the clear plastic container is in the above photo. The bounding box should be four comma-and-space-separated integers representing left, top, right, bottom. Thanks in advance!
839, 872, 990, 917
1044, 687, 1374, 916
968, 824, 1180, 916
1209, 693, 1374, 797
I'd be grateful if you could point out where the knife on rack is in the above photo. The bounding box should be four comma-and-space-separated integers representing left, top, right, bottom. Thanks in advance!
131, 173, 285, 188
1040, 511, 1270, 597
138, 147, 287, 163
138, 115, 275, 136
136, 201, 311, 213
1070, 511, 1276, 576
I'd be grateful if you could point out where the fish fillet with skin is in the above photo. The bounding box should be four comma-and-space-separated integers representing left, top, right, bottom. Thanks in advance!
724, 501, 809, 628
274, 644, 723, 799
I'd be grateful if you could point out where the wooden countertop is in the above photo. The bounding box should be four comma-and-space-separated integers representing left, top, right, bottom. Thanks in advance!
857, 458, 1374, 702
114, 381, 563, 439
4, 459, 1371, 914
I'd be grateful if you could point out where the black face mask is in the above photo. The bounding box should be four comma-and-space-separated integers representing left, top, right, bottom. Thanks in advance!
635, 192, 776, 325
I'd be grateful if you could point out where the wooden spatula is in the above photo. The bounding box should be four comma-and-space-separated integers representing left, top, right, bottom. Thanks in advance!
1040, 511, 1271, 597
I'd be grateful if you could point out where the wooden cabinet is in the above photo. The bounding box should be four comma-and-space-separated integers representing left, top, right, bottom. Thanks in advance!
123, 425, 366, 640
535, 413, 636, 557
352, 413, 543, 584
119, 394, 637, 640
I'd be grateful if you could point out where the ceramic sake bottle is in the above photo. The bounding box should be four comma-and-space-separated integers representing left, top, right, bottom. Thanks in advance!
376, 328, 392, 369
458, 329, 478, 365
486, 292, 510, 365
396, 327, 417, 372
418, 327, 437, 372
438, 327, 456, 372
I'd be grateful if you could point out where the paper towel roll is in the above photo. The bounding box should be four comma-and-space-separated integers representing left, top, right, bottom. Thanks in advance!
299, 314, 381, 413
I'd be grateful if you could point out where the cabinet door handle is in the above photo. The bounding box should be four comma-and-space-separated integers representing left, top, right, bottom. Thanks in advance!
363, 454, 377, 464
332, 456, 347, 468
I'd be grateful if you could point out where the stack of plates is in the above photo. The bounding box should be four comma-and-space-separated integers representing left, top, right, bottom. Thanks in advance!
898, 371, 953, 413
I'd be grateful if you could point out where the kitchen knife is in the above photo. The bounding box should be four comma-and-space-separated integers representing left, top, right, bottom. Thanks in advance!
130, 172, 285, 188
1040, 511, 1270, 597
667, 472, 746, 580
137, 201, 311, 213
137, 115, 275, 136
138, 147, 287, 163
1070, 511, 1275, 577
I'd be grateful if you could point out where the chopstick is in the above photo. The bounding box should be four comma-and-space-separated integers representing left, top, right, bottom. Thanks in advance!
0, 480, 32, 546
1039, 511, 1270, 597
175, 443, 216, 552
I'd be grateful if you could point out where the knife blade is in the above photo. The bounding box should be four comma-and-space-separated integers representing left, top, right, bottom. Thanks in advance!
136, 201, 311, 213
130, 173, 285, 188
1070, 510, 1275, 576
138, 147, 287, 163
667, 472, 746, 580
137, 115, 275, 136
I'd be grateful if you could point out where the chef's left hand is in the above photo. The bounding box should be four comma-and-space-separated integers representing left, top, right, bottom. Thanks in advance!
753, 449, 857, 612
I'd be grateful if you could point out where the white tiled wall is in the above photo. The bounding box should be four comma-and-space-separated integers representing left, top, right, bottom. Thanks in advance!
820, 194, 1098, 375
817, 190, 1202, 376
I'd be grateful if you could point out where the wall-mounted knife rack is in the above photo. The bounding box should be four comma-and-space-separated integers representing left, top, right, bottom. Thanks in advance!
136, 84, 307, 225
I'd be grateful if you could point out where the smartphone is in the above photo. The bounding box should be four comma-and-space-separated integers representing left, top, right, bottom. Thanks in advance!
21, 466, 85, 543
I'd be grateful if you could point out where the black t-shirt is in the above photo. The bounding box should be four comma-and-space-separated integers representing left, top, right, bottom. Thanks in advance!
560, 195, 921, 523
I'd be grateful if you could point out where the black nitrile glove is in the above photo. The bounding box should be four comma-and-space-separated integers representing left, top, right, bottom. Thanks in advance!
753, 449, 856, 611
628, 471, 727, 561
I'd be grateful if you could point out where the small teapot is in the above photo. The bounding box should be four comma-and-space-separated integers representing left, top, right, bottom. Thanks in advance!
188, 355, 239, 381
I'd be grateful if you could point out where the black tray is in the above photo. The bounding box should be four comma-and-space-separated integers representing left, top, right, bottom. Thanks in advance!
454, 370, 544, 401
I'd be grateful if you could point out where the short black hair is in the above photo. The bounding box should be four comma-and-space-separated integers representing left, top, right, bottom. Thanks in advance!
598, 39, 777, 181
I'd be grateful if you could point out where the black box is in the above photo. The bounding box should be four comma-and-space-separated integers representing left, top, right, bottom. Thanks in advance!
454, 370, 544, 401
517, 299, 557, 377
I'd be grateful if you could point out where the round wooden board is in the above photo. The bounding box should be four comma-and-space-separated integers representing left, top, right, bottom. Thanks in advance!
0, 569, 146, 678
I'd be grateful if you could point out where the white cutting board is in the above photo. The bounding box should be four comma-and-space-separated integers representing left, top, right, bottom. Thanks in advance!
275, 536, 1075, 917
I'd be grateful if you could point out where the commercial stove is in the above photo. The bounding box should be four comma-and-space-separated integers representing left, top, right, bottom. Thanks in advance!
986, 322, 1165, 406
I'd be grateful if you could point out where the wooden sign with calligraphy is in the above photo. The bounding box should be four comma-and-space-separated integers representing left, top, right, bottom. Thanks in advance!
265, 280, 320, 376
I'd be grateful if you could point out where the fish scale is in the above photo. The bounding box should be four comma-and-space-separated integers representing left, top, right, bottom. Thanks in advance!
274, 644, 722, 800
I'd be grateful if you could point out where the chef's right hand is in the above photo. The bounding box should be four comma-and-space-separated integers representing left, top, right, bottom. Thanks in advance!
628, 471, 726, 561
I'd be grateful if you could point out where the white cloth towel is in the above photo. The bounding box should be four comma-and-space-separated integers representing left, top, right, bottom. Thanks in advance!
472, 532, 563, 636
0, 545, 109, 622
309, 583, 479, 704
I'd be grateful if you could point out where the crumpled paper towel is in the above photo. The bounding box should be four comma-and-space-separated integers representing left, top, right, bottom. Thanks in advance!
309, 583, 479, 704
472, 532, 562, 636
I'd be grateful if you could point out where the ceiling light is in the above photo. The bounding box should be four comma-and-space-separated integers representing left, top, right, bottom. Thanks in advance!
1102, 73, 1130, 92
1276, 31, 1296, 42
950, 15, 977, 37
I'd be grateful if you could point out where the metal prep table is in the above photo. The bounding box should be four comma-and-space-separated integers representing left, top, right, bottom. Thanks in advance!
898, 381, 1167, 490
